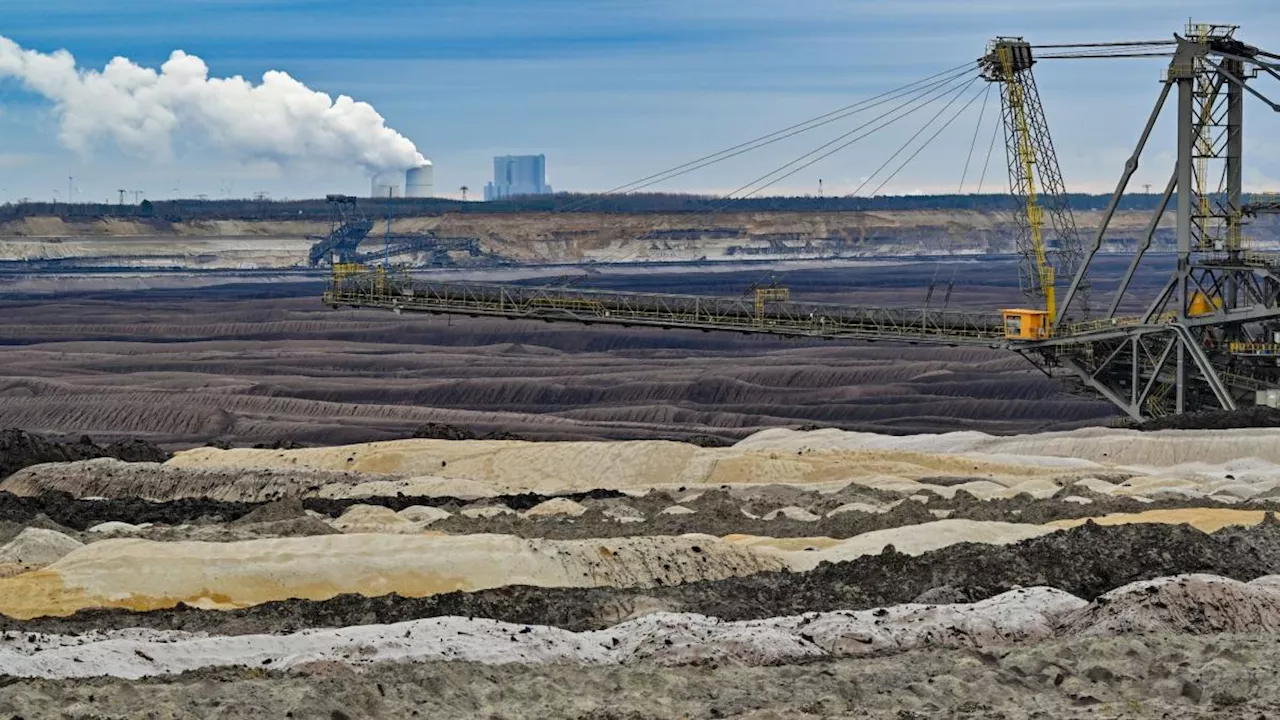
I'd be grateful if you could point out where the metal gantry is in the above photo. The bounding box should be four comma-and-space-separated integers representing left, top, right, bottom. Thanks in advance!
324, 22, 1280, 422
306, 194, 497, 268
1013, 23, 1280, 419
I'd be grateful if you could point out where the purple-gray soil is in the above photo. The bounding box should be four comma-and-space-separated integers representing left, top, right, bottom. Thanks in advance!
0, 260, 1131, 448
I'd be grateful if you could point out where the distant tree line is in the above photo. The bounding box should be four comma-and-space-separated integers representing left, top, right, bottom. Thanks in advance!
0, 191, 1251, 223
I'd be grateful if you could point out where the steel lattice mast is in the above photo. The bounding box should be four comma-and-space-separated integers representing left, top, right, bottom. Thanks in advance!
980, 39, 1088, 331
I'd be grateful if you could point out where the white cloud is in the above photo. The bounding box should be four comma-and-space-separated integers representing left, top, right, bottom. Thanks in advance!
0, 36, 425, 175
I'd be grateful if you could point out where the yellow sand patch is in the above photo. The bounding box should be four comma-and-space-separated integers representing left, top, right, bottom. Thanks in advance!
704, 450, 1067, 488
0, 569, 89, 619
722, 535, 844, 552
169, 440, 706, 493
0, 533, 784, 620
1049, 508, 1272, 534
168, 440, 1072, 497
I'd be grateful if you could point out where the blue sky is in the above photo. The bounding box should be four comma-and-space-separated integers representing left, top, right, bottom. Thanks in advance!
1, 0, 1278, 201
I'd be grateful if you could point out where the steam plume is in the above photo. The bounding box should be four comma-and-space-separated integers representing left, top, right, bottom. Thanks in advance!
0, 36, 426, 173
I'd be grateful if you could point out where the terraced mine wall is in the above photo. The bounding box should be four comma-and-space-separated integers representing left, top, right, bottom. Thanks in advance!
4, 210, 1278, 269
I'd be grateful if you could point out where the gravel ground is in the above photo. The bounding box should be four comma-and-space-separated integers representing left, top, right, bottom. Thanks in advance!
3, 632, 1278, 719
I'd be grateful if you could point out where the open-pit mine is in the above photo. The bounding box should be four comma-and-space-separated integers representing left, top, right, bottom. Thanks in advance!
5, 205, 1280, 717
9, 16, 1280, 720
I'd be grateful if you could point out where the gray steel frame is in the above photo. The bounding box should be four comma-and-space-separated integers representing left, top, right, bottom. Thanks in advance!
1021, 27, 1280, 420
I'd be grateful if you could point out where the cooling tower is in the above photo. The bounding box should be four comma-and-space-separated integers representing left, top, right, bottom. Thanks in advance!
405, 161, 435, 198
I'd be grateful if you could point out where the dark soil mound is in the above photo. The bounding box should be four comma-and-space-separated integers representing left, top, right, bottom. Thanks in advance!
410, 423, 723, 446
0, 492, 255, 531
481, 430, 529, 441
1138, 406, 1280, 431
250, 440, 305, 450
648, 518, 1280, 622
411, 423, 477, 441
678, 434, 734, 448
0, 429, 169, 481
0, 488, 631, 530
10, 519, 1279, 635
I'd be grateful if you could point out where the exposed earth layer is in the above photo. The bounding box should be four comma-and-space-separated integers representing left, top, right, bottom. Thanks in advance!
3, 426, 1280, 717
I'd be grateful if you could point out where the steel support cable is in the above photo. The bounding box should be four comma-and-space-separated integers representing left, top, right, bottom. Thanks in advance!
965, 97, 1002, 311
546, 65, 983, 277
848, 76, 982, 198
549, 61, 979, 213
712, 72, 981, 208
1031, 41, 1176, 59
925, 81, 995, 308
704, 74, 980, 295
590, 69, 981, 269
605, 64, 978, 199
959, 84, 995, 193
975, 103, 1002, 194
1038, 52, 1174, 59
551, 62, 998, 281
870, 83, 989, 197
1030, 40, 1177, 49
1035, 46, 1176, 54
872, 79, 988, 311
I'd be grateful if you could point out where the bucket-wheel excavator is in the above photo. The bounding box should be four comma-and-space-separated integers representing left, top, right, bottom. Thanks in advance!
326, 22, 1280, 421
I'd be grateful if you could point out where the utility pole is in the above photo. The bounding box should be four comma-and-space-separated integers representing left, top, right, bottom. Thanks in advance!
68, 176, 73, 204
818, 179, 824, 198
117, 189, 126, 206
385, 186, 393, 267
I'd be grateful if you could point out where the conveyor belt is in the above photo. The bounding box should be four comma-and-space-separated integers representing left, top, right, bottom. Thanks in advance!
324, 272, 1008, 346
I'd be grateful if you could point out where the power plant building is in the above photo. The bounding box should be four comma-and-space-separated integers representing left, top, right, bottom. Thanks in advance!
484, 155, 552, 201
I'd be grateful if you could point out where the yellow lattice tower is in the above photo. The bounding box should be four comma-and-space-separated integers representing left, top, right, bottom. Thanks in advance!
997, 43, 1056, 328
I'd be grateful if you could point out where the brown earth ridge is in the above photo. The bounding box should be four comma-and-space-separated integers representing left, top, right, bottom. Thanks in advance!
5, 210, 1279, 267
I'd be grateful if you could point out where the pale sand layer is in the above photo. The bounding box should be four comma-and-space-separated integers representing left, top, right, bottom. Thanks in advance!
14, 427, 1280, 504
4, 575, 1278, 681
3, 509, 1266, 620
0, 533, 785, 620
1049, 508, 1272, 533
164, 438, 1077, 496
0, 586, 1084, 679
725, 519, 1059, 571
131, 427, 1280, 502
738, 426, 1280, 467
